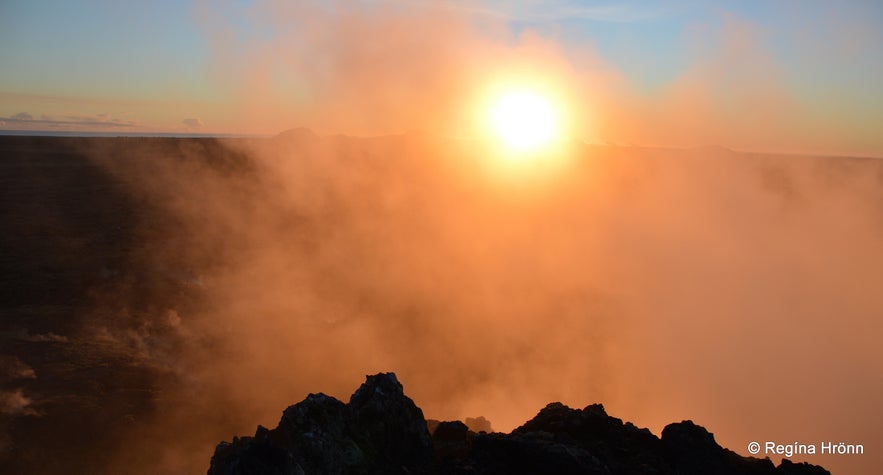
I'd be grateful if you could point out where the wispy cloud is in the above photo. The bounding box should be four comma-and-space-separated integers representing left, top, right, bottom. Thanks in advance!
0, 111, 137, 130
472, 0, 666, 23
182, 118, 204, 129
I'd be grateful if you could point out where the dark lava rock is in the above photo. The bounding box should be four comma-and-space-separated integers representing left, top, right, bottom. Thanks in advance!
347, 371, 433, 468
661, 420, 775, 475
208, 373, 830, 475
208, 373, 432, 475
431, 421, 472, 464
776, 459, 833, 475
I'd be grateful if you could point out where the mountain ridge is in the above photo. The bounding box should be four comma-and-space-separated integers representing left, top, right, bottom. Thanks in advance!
208, 373, 830, 475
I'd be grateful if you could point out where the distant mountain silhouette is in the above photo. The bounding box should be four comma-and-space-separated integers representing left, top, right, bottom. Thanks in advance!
208, 373, 830, 475
275, 127, 322, 142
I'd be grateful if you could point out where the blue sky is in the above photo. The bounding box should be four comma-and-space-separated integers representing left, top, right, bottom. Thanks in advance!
0, 0, 881, 154
1, 1, 207, 97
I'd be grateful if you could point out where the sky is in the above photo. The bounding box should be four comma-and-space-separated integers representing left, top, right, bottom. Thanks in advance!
1, 0, 882, 155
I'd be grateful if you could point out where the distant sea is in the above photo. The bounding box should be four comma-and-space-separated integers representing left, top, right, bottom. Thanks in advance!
0, 130, 268, 139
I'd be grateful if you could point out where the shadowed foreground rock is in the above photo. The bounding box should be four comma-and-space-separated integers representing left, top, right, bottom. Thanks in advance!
208, 373, 829, 475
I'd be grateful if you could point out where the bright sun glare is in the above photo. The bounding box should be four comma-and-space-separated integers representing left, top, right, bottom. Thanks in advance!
489, 89, 559, 153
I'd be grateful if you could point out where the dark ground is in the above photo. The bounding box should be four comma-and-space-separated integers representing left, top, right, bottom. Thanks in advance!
0, 136, 247, 474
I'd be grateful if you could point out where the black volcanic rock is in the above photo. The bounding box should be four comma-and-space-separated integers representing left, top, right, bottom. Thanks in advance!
208, 373, 432, 475
776, 459, 833, 475
208, 373, 830, 475
347, 372, 434, 470
661, 420, 775, 475
431, 421, 472, 464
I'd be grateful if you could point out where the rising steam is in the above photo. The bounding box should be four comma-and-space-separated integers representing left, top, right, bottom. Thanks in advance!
66, 2, 883, 474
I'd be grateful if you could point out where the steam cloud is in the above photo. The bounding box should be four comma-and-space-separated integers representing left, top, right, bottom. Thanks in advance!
69, 2, 883, 474
83, 134, 883, 475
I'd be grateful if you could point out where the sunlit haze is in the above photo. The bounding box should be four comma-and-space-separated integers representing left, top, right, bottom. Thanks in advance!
1, 2, 881, 475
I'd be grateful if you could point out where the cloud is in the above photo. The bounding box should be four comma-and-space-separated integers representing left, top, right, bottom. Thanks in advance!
193, 0, 882, 156
478, 0, 665, 23
0, 112, 136, 130
182, 118, 204, 129
195, 0, 505, 135
601, 13, 801, 150
82, 128, 883, 475
398, 0, 663, 23
195, 0, 614, 143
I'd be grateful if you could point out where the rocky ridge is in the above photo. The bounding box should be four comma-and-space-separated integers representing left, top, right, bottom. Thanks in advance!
208, 373, 830, 475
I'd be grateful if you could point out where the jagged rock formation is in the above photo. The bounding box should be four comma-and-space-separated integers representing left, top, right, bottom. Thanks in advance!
209, 373, 431, 475
208, 373, 830, 475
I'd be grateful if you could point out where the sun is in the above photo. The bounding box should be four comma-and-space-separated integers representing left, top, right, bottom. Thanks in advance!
488, 89, 559, 153
469, 78, 577, 180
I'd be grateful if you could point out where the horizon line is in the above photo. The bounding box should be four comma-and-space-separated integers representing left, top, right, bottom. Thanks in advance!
1, 129, 880, 160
